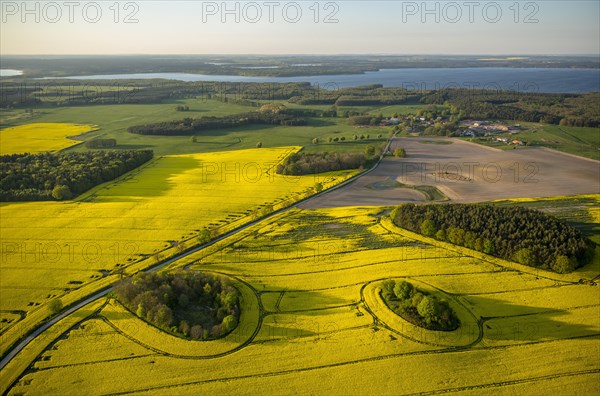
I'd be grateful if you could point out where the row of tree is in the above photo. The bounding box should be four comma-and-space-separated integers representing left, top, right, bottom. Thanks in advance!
392, 203, 594, 273
114, 271, 240, 340
276, 151, 371, 176
4, 77, 597, 129
334, 95, 417, 106
381, 279, 459, 331
0, 150, 153, 201
127, 106, 306, 136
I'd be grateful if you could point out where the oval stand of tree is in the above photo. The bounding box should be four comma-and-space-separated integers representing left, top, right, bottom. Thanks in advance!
102, 273, 261, 358
361, 279, 480, 348
114, 271, 241, 340
380, 279, 460, 332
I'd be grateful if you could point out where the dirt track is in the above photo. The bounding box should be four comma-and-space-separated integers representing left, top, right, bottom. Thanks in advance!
300, 137, 600, 209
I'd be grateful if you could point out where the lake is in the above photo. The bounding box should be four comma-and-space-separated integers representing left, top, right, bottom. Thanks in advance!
23, 67, 600, 93
0, 69, 23, 77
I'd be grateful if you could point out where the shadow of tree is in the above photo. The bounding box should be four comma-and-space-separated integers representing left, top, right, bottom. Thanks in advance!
463, 295, 599, 344
89, 155, 202, 202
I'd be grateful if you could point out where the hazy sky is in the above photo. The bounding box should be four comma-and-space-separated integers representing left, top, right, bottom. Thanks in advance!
1, 1, 598, 55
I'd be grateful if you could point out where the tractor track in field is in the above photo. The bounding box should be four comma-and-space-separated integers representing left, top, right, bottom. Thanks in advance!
4, 131, 599, 393
265, 303, 359, 316
479, 303, 600, 321
359, 279, 484, 349
29, 353, 159, 372
219, 256, 462, 279
404, 368, 600, 395
4, 299, 111, 392
250, 270, 517, 295
273, 289, 286, 313
194, 244, 382, 267
250, 324, 373, 346
101, 333, 600, 396
449, 282, 579, 296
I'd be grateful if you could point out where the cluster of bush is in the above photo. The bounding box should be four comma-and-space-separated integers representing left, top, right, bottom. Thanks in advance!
114, 271, 240, 340
85, 138, 117, 149
392, 203, 594, 273
381, 280, 459, 331
276, 151, 370, 176
0, 150, 153, 202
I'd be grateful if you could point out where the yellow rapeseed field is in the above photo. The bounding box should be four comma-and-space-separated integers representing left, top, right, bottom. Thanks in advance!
0, 123, 97, 154
7, 206, 598, 395
0, 147, 356, 359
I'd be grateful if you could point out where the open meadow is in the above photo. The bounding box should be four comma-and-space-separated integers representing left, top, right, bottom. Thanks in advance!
465, 123, 600, 161
1, 100, 389, 156
6, 206, 599, 395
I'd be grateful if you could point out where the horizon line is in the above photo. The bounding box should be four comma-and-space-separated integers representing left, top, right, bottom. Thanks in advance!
2, 53, 599, 57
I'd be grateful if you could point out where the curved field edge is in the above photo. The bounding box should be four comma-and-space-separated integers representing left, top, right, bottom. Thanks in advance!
0, 299, 106, 393
379, 216, 598, 284
100, 275, 261, 357
4, 205, 600, 395
0, 123, 98, 155
362, 279, 481, 347
0, 147, 356, 359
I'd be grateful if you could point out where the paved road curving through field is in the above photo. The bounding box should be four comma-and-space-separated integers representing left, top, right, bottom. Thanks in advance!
0, 134, 397, 373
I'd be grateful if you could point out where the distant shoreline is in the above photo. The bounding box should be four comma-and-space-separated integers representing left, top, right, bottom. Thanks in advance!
13, 67, 599, 94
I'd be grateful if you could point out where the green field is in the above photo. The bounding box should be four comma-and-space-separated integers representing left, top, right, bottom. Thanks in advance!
464, 122, 600, 161
1, 97, 599, 395
1, 100, 390, 156
5, 206, 598, 395
3, 100, 597, 159
368, 104, 447, 116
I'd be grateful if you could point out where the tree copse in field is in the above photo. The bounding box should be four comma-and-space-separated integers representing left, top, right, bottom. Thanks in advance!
0, 150, 153, 201
392, 203, 594, 272
114, 271, 240, 340
127, 107, 306, 136
85, 138, 117, 149
381, 279, 459, 331
394, 147, 406, 158
276, 151, 370, 175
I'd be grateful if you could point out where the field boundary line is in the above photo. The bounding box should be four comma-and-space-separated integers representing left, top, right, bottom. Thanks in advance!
0, 299, 107, 394
534, 145, 600, 164
379, 216, 591, 284
454, 137, 503, 152
104, 333, 600, 396
1, 146, 357, 370
405, 368, 600, 396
